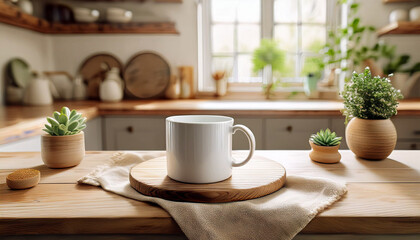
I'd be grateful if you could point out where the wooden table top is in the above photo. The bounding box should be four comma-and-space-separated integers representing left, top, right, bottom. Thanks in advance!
1, 99, 420, 145
1, 150, 419, 235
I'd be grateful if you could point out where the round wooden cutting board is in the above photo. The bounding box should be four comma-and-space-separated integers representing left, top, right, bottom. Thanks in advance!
78, 53, 123, 99
123, 52, 170, 99
129, 156, 286, 203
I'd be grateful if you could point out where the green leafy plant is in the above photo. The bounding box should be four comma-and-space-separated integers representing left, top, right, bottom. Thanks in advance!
43, 107, 86, 136
252, 39, 286, 99
310, 128, 342, 146
383, 54, 420, 76
341, 68, 403, 122
252, 39, 285, 73
320, 1, 380, 71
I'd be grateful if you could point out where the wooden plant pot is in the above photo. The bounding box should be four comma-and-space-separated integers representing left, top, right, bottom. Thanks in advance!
309, 141, 341, 164
41, 132, 85, 168
346, 118, 397, 160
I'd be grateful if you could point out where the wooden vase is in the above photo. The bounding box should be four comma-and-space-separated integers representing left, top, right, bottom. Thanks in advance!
309, 141, 341, 164
346, 118, 397, 160
41, 132, 85, 168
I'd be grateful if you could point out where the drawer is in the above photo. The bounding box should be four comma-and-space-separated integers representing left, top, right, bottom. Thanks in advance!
104, 117, 165, 150
393, 117, 420, 139
395, 141, 420, 150
231, 118, 263, 150
265, 118, 330, 150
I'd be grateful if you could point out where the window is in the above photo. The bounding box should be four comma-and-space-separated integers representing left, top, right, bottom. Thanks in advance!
198, 0, 336, 91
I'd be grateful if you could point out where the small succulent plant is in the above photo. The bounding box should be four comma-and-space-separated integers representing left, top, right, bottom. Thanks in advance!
310, 128, 342, 147
43, 107, 86, 136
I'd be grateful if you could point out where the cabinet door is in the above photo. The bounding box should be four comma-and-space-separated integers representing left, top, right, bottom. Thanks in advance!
231, 118, 263, 150
395, 141, 420, 150
393, 117, 420, 140
265, 118, 329, 150
84, 117, 103, 151
104, 117, 165, 150
331, 117, 348, 149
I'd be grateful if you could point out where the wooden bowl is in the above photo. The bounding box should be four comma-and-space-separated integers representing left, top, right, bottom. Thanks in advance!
346, 118, 397, 160
41, 132, 85, 168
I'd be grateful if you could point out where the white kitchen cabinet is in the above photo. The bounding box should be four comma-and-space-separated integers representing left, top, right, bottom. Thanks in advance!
231, 117, 263, 150
393, 116, 420, 150
0, 135, 41, 152
264, 118, 330, 150
393, 117, 420, 140
330, 117, 348, 149
0, 118, 102, 152
104, 116, 166, 150
84, 117, 103, 151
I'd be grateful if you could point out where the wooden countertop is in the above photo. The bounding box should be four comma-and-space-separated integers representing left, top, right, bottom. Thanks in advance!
1, 150, 419, 235
1, 99, 420, 145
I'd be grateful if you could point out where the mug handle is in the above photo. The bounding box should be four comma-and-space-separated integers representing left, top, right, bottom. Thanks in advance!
231, 124, 256, 167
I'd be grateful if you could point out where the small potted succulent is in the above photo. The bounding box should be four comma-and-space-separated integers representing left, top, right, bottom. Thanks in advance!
41, 107, 86, 168
342, 67, 403, 160
309, 129, 342, 164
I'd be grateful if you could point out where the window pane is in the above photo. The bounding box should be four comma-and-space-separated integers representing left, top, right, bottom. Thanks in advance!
212, 0, 260, 23
274, 24, 297, 52
212, 56, 234, 76
274, 0, 297, 23
301, 55, 323, 76
212, 24, 234, 53
237, 0, 260, 23
238, 54, 260, 83
211, 0, 237, 22
238, 24, 260, 52
301, 25, 325, 52
302, 0, 326, 23
281, 53, 297, 78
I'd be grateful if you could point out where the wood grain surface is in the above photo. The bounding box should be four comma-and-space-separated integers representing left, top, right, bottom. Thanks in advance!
1, 151, 420, 235
129, 156, 286, 203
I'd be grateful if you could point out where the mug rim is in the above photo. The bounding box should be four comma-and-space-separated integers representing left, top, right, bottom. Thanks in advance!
166, 115, 233, 124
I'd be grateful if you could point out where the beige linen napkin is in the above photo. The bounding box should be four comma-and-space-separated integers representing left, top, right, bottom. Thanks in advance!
78, 152, 347, 240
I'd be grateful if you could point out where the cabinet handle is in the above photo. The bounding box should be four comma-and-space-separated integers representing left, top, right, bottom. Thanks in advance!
126, 126, 134, 133
413, 131, 420, 135
286, 125, 293, 132
410, 143, 417, 150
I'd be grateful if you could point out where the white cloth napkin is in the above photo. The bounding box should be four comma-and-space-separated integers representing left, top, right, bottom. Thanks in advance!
78, 152, 347, 240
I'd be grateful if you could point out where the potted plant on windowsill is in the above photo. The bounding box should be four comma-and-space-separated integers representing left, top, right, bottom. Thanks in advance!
252, 39, 285, 99
342, 68, 403, 160
42, 107, 86, 168
309, 128, 342, 164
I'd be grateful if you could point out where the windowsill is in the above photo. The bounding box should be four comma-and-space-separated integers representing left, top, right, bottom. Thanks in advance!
198, 82, 339, 100
196, 87, 339, 100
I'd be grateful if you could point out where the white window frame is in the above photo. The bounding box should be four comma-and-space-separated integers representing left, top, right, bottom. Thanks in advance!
197, 0, 339, 93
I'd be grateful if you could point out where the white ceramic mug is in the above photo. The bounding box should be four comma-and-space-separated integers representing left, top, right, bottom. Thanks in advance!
166, 115, 255, 183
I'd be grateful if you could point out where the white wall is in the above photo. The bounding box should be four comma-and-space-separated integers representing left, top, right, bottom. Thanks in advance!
0, 24, 53, 105
356, 0, 420, 65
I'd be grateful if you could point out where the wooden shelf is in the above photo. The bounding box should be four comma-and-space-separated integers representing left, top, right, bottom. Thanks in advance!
377, 21, 420, 36
0, 1, 178, 34
382, 0, 416, 3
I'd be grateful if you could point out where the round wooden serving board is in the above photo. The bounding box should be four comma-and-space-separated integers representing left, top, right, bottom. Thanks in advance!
129, 156, 286, 203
